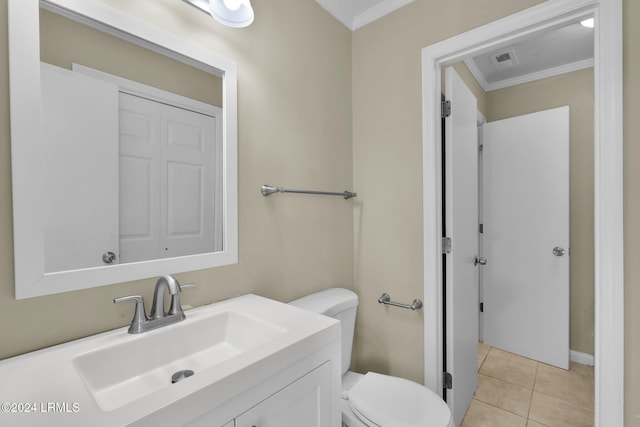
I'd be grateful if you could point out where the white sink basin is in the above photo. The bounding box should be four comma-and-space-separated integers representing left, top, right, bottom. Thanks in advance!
73, 309, 286, 411
0, 294, 339, 427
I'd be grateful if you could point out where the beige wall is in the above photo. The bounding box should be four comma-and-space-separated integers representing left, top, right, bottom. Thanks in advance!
353, 0, 640, 424
352, 0, 545, 384
0, 0, 353, 359
486, 68, 595, 355
40, 9, 223, 107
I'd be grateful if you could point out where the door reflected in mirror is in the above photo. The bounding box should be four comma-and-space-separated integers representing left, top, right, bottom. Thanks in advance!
39, 8, 224, 273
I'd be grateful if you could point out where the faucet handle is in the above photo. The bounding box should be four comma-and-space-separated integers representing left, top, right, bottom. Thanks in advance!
169, 283, 196, 316
180, 283, 197, 291
114, 295, 148, 334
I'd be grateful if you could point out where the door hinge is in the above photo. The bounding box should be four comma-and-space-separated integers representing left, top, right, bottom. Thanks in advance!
479, 144, 484, 154
442, 237, 452, 254
443, 372, 453, 390
479, 223, 484, 234
441, 100, 451, 118
480, 302, 484, 312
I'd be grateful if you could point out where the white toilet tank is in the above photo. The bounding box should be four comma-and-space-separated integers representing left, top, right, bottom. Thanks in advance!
289, 288, 358, 375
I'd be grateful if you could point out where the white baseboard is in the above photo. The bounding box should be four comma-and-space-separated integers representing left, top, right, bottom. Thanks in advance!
570, 350, 594, 366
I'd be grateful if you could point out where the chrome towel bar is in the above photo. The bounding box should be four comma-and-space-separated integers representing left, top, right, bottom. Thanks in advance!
261, 184, 357, 200
378, 293, 423, 311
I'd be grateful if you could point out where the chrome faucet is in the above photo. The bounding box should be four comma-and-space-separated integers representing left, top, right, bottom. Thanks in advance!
150, 275, 182, 320
114, 275, 195, 334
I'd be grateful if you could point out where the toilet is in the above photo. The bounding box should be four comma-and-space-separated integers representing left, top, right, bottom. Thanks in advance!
289, 288, 453, 427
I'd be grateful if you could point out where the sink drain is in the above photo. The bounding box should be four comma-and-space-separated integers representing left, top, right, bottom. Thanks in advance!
171, 369, 194, 384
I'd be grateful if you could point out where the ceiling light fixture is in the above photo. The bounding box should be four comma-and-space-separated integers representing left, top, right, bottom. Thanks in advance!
183, 0, 254, 28
580, 17, 595, 28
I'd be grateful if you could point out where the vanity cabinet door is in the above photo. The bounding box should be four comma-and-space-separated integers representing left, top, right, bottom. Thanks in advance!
235, 362, 331, 427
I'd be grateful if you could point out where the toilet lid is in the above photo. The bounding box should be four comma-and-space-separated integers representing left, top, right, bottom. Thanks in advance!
346, 372, 452, 427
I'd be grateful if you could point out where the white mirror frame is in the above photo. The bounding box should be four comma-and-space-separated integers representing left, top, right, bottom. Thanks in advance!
421, 0, 623, 425
9, 0, 238, 299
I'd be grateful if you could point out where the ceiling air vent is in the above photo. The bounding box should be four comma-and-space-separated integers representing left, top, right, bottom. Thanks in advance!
490, 48, 519, 70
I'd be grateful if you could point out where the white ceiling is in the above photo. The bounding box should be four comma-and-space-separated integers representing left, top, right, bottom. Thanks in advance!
464, 19, 594, 91
314, 0, 414, 31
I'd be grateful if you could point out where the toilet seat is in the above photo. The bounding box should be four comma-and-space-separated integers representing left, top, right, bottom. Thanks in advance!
346, 372, 452, 427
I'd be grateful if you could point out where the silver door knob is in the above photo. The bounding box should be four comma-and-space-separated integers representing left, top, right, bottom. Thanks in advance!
553, 247, 566, 257
474, 256, 487, 266
102, 251, 117, 264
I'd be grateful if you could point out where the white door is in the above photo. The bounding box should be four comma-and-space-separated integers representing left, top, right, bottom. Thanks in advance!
482, 106, 570, 369
119, 93, 218, 263
235, 363, 331, 427
444, 67, 479, 427
161, 103, 218, 258
118, 93, 162, 263
40, 63, 119, 272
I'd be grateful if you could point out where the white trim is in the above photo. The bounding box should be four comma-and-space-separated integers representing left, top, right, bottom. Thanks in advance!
464, 57, 594, 92
592, 1, 624, 423
315, 0, 415, 31
352, 0, 415, 31
9, 0, 238, 298
421, 1, 623, 425
570, 350, 595, 366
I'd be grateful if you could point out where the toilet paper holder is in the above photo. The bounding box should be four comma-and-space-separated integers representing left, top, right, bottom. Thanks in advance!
378, 293, 423, 311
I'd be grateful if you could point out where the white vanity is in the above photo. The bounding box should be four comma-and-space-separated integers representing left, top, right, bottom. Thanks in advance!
0, 295, 341, 426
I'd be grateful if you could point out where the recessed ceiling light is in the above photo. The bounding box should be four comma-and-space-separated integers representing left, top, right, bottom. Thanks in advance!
580, 18, 595, 28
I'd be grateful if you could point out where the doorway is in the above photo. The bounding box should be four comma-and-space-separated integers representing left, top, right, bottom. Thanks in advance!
443, 64, 574, 424
421, 0, 624, 426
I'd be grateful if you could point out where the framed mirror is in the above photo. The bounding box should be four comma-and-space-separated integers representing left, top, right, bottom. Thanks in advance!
9, 0, 238, 299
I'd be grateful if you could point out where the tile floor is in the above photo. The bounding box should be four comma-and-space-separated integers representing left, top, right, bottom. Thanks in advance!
461, 342, 594, 427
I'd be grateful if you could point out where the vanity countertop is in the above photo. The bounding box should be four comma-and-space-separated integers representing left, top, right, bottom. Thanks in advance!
0, 294, 339, 426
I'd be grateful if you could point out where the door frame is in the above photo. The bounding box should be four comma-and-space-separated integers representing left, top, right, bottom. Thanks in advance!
421, 0, 623, 425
